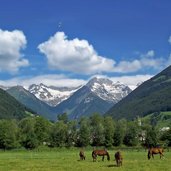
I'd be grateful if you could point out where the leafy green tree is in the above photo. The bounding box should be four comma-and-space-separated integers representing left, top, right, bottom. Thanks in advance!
90, 113, 105, 146
0, 120, 19, 149
57, 113, 68, 124
104, 116, 114, 147
19, 117, 38, 149
66, 120, 77, 147
34, 117, 51, 145
160, 130, 171, 147
113, 119, 127, 146
49, 121, 68, 147
145, 126, 158, 148
77, 117, 90, 147
123, 122, 139, 146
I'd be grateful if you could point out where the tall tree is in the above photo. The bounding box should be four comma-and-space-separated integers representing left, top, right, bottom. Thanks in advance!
90, 113, 105, 146
77, 117, 90, 147
49, 121, 68, 147
34, 117, 51, 145
160, 129, 171, 147
66, 120, 77, 147
0, 120, 19, 149
19, 117, 38, 149
113, 119, 127, 146
104, 116, 114, 147
123, 122, 139, 146
145, 126, 158, 148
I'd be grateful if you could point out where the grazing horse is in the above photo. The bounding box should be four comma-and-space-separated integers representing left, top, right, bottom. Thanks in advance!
115, 151, 123, 167
148, 147, 164, 160
92, 149, 110, 162
79, 150, 85, 160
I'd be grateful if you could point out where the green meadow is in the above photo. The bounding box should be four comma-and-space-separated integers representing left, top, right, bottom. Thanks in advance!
0, 148, 170, 171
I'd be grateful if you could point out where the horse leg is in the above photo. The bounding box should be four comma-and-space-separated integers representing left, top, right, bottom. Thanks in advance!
120, 159, 122, 166
160, 152, 164, 159
93, 157, 96, 162
94, 155, 97, 162
102, 155, 104, 161
93, 156, 95, 162
117, 160, 119, 167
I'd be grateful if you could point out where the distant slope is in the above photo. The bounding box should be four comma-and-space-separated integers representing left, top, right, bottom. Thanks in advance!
7, 86, 56, 120
0, 88, 29, 119
142, 111, 171, 129
106, 65, 171, 120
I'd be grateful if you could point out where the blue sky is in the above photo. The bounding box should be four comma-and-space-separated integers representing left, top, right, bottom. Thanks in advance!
0, 0, 171, 89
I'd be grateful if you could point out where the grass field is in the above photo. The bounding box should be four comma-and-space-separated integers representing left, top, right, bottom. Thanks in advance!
0, 148, 170, 171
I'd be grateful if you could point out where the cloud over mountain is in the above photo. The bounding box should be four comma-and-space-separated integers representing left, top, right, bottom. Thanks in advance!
0, 29, 29, 73
113, 50, 164, 73
38, 32, 167, 74
38, 32, 115, 74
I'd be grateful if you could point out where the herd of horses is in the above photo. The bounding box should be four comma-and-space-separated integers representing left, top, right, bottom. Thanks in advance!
79, 147, 164, 167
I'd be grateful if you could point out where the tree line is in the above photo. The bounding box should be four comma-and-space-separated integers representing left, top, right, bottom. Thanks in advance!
0, 113, 170, 150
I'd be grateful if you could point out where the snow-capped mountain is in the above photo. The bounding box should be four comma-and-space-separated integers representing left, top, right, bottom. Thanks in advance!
1, 77, 132, 120
86, 77, 132, 103
28, 83, 81, 106
54, 77, 132, 119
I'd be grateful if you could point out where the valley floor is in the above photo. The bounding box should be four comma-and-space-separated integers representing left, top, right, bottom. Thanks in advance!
0, 148, 170, 171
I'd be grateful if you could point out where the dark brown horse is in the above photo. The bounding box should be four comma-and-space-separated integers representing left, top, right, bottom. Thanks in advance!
148, 147, 164, 160
92, 149, 110, 162
79, 150, 85, 160
115, 151, 123, 167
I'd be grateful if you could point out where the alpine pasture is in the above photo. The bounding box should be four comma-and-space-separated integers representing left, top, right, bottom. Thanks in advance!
0, 148, 170, 171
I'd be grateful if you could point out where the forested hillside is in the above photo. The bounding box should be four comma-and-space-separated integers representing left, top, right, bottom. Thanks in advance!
106, 65, 171, 120
0, 88, 32, 119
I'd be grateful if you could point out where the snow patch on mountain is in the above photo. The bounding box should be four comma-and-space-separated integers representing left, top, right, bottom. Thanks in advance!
28, 83, 81, 106
86, 77, 132, 103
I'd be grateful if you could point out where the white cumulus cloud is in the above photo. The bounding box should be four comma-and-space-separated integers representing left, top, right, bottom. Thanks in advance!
0, 74, 86, 89
38, 32, 116, 74
113, 50, 164, 73
38, 32, 165, 74
0, 29, 29, 73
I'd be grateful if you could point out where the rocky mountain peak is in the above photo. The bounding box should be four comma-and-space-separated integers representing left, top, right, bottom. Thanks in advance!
86, 77, 132, 103
28, 83, 81, 106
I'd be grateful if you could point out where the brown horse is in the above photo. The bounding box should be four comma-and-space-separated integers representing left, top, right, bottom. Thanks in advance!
79, 150, 85, 160
92, 149, 110, 162
115, 151, 123, 167
148, 147, 164, 160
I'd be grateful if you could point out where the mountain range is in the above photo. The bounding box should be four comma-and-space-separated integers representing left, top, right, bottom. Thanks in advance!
1, 63, 171, 121
106, 65, 171, 120
2, 77, 132, 120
